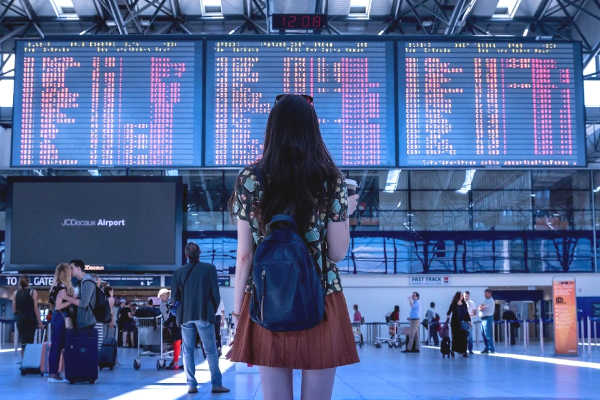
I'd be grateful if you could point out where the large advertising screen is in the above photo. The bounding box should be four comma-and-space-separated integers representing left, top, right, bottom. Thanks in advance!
6, 178, 182, 272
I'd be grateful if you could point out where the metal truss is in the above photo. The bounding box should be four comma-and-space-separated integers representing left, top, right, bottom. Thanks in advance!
0, 0, 598, 64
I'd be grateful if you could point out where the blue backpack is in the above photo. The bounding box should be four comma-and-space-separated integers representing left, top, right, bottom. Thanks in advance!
250, 214, 325, 332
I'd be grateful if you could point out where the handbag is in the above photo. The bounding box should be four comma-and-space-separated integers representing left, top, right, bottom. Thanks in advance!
460, 320, 471, 333
175, 263, 197, 327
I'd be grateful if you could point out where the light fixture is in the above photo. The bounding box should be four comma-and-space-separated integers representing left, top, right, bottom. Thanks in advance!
594, 186, 600, 193
88, 169, 99, 176
492, 0, 523, 20
201, 0, 223, 17
348, 0, 371, 20
384, 169, 402, 193
522, 27, 529, 37
456, 169, 476, 195
49, 0, 79, 19
165, 169, 179, 176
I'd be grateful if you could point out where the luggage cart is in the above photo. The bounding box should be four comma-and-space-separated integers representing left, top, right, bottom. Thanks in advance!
375, 322, 403, 348
133, 315, 168, 370
352, 323, 364, 347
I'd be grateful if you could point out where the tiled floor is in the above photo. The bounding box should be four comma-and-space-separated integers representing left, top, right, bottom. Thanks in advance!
0, 344, 599, 400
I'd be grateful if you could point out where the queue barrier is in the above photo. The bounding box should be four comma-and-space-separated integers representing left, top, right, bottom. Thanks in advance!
0, 319, 17, 352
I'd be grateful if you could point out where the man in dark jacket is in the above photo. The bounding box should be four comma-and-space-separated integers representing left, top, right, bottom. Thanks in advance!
171, 242, 229, 395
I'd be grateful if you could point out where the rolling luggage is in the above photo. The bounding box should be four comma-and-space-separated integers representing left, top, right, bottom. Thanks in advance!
99, 330, 117, 370
20, 328, 46, 376
64, 328, 98, 384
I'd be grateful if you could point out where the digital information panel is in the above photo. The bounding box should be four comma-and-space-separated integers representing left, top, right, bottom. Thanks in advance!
11, 39, 202, 167
399, 40, 585, 167
205, 40, 396, 167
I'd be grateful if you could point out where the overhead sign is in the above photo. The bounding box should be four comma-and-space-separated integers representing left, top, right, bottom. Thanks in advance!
553, 278, 578, 356
0, 274, 160, 288
409, 275, 450, 287
0, 274, 54, 287
164, 274, 230, 288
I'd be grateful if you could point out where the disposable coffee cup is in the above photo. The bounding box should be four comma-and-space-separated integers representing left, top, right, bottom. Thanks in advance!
345, 178, 358, 196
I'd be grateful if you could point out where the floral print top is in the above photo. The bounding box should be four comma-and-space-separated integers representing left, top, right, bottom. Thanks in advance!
232, 166, 348, 295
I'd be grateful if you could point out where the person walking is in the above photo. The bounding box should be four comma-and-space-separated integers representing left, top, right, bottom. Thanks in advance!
353, 305, 363, 323
11, 276, 43, 359
158, 288, 181, 370
425, 302, 439, 346
404, 292, 421, 353
47, 263, 77, 382
172, 243, 229, 395
227, 94, 360, 400
464, 291, 476, 355
479, 289, 496, 354
447, 291, 471, 358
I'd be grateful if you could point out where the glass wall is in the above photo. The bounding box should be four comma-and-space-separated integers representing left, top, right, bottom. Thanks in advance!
177, 169, 597, 274
0, 169, 597, 273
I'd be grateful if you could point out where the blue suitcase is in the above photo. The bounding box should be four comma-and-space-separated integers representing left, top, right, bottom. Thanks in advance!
64, 328, 99, 384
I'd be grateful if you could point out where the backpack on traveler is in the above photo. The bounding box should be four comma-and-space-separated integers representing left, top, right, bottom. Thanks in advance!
82, 279, 112, 323
249, 214, 325, 332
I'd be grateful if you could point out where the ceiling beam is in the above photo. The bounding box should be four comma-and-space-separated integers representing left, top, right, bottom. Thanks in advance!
105, 0, 128, 34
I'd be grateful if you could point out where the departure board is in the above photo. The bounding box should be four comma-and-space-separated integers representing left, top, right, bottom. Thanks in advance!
205, 40, 395, 167
12, 39, 201, 167
399, 40, 585, 167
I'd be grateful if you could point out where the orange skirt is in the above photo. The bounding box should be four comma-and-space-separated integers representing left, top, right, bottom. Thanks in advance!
227, 291, 360, 370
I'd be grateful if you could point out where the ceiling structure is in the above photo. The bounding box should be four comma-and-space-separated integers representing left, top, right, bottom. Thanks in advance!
0, 0, 598, 69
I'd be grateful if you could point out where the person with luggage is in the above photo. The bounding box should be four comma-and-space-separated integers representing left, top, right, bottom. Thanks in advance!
172, 243, 229, 394
63, 259, 99, 383
446, 291, 471, 358
227, 94, 360, 400
425, 302, 439, 346
47, 263, 78, 382
11, 276, 43, 359
158, 288, 181, 370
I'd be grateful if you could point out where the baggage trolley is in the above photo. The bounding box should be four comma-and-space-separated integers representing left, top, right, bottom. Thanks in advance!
133, 315, 169, 370
375, 322, 403, 348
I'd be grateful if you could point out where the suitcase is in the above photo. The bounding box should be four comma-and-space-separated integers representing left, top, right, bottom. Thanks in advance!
99, 335, 117, 370
20, 328, 46, 376
64, 328, 98, 384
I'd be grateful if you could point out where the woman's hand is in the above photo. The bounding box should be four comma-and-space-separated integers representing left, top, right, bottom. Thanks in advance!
348, 194, 359, 216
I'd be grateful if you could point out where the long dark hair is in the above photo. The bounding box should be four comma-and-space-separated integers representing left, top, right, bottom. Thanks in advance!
451, 291, 463, 308
245, 94, 341, 234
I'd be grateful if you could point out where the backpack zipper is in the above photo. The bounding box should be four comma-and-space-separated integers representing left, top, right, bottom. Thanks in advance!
260, 269, 266, 322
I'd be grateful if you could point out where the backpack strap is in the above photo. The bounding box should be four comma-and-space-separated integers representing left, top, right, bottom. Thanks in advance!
267, 214, 297, 232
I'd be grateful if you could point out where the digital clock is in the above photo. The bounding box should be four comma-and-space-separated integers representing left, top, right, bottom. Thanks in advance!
272, 14, 327, 30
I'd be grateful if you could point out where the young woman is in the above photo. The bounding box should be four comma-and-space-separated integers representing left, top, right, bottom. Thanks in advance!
227, 94, 359, 400
11, 276, 43, 359
47, 263, 77, 382
447, 291, 471, 358
104, 286, 116, 339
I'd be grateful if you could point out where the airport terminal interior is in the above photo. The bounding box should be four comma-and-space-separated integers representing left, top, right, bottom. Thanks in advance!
1, 0, 600, 399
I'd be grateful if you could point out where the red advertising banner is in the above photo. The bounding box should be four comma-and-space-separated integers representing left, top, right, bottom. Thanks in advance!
553, 279, 578, 356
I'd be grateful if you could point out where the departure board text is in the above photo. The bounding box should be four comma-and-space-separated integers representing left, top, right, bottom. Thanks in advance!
12, 40, 201, 167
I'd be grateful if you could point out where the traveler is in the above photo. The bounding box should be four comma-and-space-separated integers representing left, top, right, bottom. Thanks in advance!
464, 291, 476, 354
11, 276, 43, 358
447, 291, 471, 358
479, 289, 496, 354
68, 260, 97, 332
118, 303, 135, 347
158, 288, 181, 370
353, 304, 363, 323
502, 305, 519, 345
172, 242, 229, 394
425, 302, 439, 346
104, 286, 116, 339
388, 305, 400, 322
227, 94, 360, 400
404, 292, 420, 353
47, 263, 77, 382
